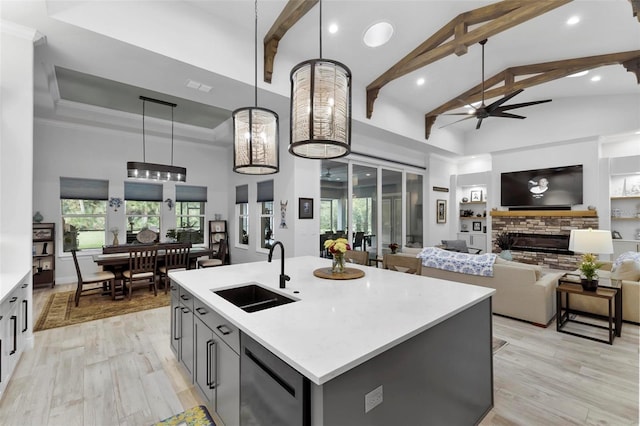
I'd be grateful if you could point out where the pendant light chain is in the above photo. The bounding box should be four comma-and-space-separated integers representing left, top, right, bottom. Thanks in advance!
171, 105, 174, 165
254, 0, 258, 107
142, 99, 146, 162
319, 0, 323, 59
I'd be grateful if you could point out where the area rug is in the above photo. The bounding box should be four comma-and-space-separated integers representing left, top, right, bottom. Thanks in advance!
152, 405, 216, 426
492, 337, 508, 354
34, 289, 170, 331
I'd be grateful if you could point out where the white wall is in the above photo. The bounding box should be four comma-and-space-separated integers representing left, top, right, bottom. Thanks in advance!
33, 118, 229, 284
0, 21, 36, 347
427, 155, 456, 246
491, 139, 602, 212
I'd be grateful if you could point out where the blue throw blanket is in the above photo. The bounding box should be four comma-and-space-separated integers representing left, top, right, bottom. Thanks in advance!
417, 247, 498, 277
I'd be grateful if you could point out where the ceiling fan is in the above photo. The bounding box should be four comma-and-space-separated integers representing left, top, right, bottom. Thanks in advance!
322, 168, 332, 179
442, 39, 552, 130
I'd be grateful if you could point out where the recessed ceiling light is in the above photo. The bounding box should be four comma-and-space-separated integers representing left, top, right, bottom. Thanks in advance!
567, 70, 589, 78
566, 16, 580, 25
590, 75, 601, 82
328, 23, 339, 34
363, 21, 394, 48
416, 78, 425, 86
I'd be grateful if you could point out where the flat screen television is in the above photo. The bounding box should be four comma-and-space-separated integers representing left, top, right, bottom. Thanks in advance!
501, 164, 583, 208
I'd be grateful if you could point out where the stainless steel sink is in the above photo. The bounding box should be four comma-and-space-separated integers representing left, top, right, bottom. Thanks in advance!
213, 283, 296, 313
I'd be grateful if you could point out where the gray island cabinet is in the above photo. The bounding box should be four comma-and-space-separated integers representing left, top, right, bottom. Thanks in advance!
169, 256, 495, 426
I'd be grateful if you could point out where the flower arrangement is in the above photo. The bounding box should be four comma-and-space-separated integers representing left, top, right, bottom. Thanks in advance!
388, 243, 399, 253
494, 232, 514, 250
324, 238, 351, 254
578, 253, 603, 282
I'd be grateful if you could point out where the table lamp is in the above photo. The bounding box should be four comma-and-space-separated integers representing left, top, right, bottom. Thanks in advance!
569, 228, 614, 291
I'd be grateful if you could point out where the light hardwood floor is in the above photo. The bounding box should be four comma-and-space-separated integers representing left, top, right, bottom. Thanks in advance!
0, 284, 638, 425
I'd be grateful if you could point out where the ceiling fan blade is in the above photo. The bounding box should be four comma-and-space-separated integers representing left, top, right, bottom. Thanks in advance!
485, 89, 524, 113
455, 98, 478, 110
491, 111, 527, 119
497, 99, 552, 112
442, 112, 476, 116
439, 115, 475, 129
476, 118, 484, 130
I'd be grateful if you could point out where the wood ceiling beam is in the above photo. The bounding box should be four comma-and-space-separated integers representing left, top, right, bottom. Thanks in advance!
366, 0, 572, 118
263, 0, 318, 83
424, 50, 640, 139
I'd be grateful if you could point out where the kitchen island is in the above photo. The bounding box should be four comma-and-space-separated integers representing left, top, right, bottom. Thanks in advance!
170, 255, 495, 426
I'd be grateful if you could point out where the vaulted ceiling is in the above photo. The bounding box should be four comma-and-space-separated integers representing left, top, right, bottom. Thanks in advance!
3, 0, 639, 157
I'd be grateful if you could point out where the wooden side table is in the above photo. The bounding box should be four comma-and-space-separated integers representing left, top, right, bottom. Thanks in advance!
556, 282, 619, 344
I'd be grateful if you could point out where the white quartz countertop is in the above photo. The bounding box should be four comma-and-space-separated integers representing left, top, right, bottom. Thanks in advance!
170, 256, 494, 385
0, 271, 30, 304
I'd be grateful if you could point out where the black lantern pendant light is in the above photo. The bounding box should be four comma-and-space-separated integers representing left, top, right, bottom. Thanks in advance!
233, 0, 279, 175
127, 96, 186, 182
289, 0, 352, 159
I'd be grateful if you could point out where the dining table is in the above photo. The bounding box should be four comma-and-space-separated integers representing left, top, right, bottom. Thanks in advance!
93, 245, 213, 299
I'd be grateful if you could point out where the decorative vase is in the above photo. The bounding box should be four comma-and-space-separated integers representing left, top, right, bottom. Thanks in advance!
332, 253, 346, 274
581, 278, 598, 292
33, 211, 43, 223
499, 250, 512, 261
112, 234, 119, 246
391, 249, 397, 254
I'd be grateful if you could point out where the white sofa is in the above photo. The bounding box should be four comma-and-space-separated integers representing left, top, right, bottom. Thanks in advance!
396, 248, 562, 326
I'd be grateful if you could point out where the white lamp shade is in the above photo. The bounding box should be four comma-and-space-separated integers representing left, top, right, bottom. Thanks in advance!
569, 229, 613, 254
233, 107, 279, 175
289, 59, 351, 159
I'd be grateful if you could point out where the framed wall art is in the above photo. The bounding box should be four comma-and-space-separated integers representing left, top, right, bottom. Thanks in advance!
299, 198, 314, 219
470, 190, 483, 202
436, 199, 447, 223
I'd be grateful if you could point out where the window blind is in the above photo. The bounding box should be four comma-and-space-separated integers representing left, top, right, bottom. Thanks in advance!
124, 182, 163, 201
60, 177, 109, 200
176, 185, 207, 202
257, 180, 274, 202
236, 184, 248, 204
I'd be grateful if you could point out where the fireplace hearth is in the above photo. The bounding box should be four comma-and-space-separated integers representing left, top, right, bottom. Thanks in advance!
509, 233, 572, 255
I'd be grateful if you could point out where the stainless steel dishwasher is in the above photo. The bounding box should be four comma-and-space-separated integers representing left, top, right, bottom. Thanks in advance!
240, 333, 310, 426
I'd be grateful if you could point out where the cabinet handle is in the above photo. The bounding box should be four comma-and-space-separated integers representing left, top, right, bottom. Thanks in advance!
22, 300, 28, 332
9, 297, 17, 304
10, 315, 17, 355
21, 283, 28, 289
207, 339, 216, 389
180, 294, 190, 301
216, 325, 232, 336
173, 306, 181, 340
195, 307, 207, 316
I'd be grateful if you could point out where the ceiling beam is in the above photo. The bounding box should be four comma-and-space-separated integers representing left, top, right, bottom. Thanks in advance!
366, 0, 572, 119
263, 0, 318, 83
424, 50, 640, 139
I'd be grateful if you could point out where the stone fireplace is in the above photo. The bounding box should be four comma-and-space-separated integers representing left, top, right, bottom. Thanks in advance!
491, 210, 600, 270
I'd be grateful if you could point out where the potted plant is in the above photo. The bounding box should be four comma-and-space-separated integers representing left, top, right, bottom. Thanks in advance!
578, 253, 603, 291
388, 243, 399, 254
495, 232, 514, 260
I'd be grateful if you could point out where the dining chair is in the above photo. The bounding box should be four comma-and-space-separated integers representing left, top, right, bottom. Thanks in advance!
122, 247, 158, 299
344, 250, 369, 266
383, 253, 422, 274
71, 249, 116, 306
158, 244, 190, 294
352, 232, 365, 250
198, 238, 227, 268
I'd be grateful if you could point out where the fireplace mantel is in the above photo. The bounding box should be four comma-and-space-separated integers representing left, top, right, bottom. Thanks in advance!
490, 210, 597, 218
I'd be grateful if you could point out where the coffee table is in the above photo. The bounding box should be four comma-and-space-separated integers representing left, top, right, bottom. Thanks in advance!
556, 274, 621, 344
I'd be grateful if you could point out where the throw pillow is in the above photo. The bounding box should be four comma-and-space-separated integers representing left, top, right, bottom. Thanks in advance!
611, 259, 640, 282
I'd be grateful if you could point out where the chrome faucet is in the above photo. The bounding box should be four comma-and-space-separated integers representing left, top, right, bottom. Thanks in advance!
268, 241, 290, 289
